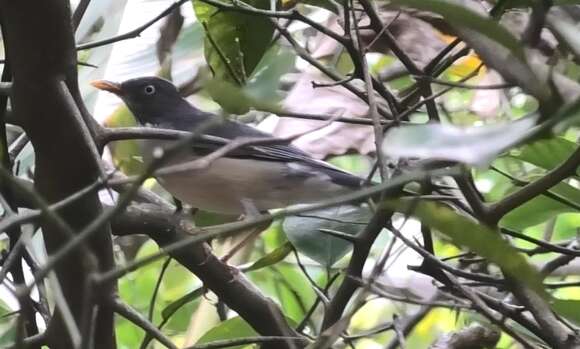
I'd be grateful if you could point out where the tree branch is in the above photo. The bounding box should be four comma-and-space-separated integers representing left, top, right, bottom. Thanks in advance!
110, 203, 306, 349
110, 297, 177, 349
488, 146, 580, 223
320, 207, 393, 330
0, 1, 116, 347
429, 324, 500, 349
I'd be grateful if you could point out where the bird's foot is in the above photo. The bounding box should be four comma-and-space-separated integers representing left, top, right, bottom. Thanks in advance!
173, 197, 183, 214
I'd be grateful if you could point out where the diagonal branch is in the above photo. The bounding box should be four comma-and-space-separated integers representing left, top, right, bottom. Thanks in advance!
110, 203, 305, 349
488, 146, 580, 223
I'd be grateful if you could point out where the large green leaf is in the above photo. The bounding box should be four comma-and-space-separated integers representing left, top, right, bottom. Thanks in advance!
272, 263, 316, 320
499, 179, 580, 230
205, 79, 281, 114
195, 316, 256, 349
245, 46, 295, 101
553, 213, 580, 240
508, 137, 579, 173
205, 46, 294, 114
391, 0, 524, 60
161, 287, 204, 320
393, 201, 546, 297
500, 196, 575, 231
192, 0, 274, 84
283, 205, 372, 266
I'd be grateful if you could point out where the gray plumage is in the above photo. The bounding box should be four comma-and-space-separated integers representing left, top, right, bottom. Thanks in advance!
93, 76, 365, 214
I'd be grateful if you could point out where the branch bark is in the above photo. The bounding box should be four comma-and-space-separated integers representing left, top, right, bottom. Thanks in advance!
111, 203, 306, 349
0, 1, 116, 348
429, 324, 500, 349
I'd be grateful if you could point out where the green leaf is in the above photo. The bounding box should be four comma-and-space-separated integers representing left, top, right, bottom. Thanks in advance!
243, 241, 293, 272
196, 316, 257, 349
553, 213, 580, 240
205, 79, 282, 114
392, 200, 546, 297
383, 116, 537, 165
508, 137, 578, 173
245, 46, 296, 102
193, 0, 274, 84
204, 45, 292, 114
271, 264, 316, 320
283, 205, 372, 266
161, 287, 204, 320
500, 181, 580, 230
391, 0, 524, 60
500, 196, 574, 231
553, 298, 580, 326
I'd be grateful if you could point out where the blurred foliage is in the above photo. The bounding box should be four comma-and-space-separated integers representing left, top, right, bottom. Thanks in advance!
103, 105, 144, 176
283, 205, 372, 266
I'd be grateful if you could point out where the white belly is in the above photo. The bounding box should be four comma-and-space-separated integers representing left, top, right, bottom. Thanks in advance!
140, 139, 353, 214
156, 157, 352, 214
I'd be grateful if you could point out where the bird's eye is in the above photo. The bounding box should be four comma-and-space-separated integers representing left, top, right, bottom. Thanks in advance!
143, 85, 156, 95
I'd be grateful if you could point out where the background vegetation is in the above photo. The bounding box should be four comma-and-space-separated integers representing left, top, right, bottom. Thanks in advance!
1, 0, 580, 348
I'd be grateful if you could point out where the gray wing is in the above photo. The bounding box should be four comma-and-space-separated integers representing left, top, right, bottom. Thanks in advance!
184, 120, 364, 189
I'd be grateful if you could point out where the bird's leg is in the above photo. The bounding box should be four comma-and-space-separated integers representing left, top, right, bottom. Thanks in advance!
173, 197, 183, 214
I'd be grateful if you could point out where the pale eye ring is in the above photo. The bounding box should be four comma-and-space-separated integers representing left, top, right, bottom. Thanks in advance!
144, 85, 156, 95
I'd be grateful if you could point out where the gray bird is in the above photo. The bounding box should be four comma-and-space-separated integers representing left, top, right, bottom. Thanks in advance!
92, 76, 365, 214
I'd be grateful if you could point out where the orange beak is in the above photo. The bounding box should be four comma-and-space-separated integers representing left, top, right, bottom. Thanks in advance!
90, 80, 123, 95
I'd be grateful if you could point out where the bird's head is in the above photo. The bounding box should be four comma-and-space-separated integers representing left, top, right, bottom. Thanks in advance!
91, 76, 190, 127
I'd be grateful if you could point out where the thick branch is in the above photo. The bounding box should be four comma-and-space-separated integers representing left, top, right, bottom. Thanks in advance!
507, 278, 579, 348
429, 324, 500, 349
110, 203, 306, 349
0, 1, 116, 348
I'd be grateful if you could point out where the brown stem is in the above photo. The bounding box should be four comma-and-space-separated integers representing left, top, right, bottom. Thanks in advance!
111, 204, 306, 349
0, 1, 116, 348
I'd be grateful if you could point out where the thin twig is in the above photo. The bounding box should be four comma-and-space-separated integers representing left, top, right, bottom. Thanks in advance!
489, 147, 580, 223
183, 336, 307, 349
149, 257, 172, 322
414, 75, 513, 90
77, 0, 190, 50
